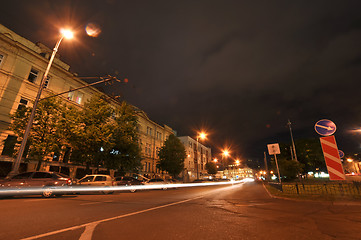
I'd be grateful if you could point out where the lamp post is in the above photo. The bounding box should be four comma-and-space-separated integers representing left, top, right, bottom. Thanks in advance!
234, 159, 240, 179
196, 132, 207, 180
222, 149, 230, 177
8, 29, 74, 177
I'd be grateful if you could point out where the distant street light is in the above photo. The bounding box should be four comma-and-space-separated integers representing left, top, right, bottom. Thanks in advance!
347, 158, 358, 173
196, 131, 207, 180
9, 28, 74, 177
222, 149, 230, 158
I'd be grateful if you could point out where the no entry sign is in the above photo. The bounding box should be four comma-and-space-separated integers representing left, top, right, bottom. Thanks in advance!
319, 136, 346, 180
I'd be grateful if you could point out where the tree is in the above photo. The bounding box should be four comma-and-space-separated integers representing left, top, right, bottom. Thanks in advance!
295, 138, 327, 173
67, 96, 142, 174
104, 102, 142, 174
9, 98, 65, 170
205, 162, 217, 175
157, 134, 186, 178
67, 95, 114, 171
269, 143, 304, 181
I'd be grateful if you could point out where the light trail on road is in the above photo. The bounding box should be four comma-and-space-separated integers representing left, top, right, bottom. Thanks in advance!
19, 182, 246, 240
0, 178, 254, 196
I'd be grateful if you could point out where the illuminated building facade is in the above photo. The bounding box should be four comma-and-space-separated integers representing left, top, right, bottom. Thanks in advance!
0, 24, 174, 178
178, 136, 212, 182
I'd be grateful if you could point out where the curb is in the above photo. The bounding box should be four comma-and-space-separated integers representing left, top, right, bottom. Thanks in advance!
262, 182, 361, 206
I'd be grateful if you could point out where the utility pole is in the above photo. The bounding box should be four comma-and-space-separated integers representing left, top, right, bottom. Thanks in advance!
287, 119, 298, 162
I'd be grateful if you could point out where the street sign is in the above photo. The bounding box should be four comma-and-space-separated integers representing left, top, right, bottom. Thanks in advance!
267, 143, 280, 155
319, 136, 346, 180
314, 119, 336, 136
338, 150, 345, 159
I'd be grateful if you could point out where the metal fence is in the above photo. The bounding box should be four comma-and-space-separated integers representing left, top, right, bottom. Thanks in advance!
269, 181, 361, 197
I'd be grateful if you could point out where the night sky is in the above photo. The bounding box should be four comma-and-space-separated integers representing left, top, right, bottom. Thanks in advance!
2, 0, 361, 164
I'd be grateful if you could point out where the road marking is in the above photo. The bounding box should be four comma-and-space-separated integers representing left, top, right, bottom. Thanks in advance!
20, 195, 204, 240
79, 202, 100, 206
21, 184, 244, 240
79, 223, 97, 240
23, 199, 55, 202
80, 200, 113, 205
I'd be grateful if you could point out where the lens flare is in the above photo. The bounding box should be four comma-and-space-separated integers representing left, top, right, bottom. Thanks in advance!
86, 23, 102, 37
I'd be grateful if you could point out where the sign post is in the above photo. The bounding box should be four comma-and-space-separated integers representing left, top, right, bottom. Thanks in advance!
267, 143, 281, 183
314, 119, 346, 181
319, 136, 346, 180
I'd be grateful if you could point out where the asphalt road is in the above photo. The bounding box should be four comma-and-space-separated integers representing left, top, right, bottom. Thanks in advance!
1, 182, 361, 240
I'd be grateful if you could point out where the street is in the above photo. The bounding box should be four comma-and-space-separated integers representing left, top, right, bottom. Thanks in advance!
1, 182, 361, 240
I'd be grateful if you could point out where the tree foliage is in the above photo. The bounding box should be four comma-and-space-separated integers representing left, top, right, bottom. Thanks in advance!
10, 98, 65, 169
104, 101, 142, 173
269, 143, 304, 180
68, 96, 141, 173
67, 95, 114, 169
205, 162, 217, 175
157, 134, 186, 178
295, 138, 326, 172
9, 95, 141, 174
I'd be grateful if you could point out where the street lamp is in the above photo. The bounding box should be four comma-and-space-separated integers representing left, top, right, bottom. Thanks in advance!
196, 131, 207, 180
8, 28, 74, 177
222, 149, 230, 158
234, 159, 240, 178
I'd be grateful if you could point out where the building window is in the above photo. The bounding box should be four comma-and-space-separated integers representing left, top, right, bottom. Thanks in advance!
0, 54, 4, 66
76, 92, 83, 104
43, 76, 50, 88
156, 132, 162, 140
1, 135, 17, 156
145, 143, 152, 156
28, 68, 39, 83
147, 127, 153, 136
67, 87, 74, 101
17, 98, 28, 110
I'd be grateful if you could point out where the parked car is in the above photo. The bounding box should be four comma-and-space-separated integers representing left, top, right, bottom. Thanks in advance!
0, 171, 73, 198
144, 178, 169, 190
115, 176, 143, 192
76, 174, 115, 194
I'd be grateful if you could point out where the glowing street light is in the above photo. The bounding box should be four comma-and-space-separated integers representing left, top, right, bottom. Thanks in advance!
9, 28, 74, 176
60, 28, 74, 39
213, 158, 218, 163
222, 149, 230, 157
347, 158, 358, 173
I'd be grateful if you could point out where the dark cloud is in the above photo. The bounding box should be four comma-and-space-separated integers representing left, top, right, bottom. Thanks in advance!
2, 0, 361, 162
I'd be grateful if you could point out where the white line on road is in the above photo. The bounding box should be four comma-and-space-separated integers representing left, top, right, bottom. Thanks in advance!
79, 200, 113, 205
20, 183, 244, 240
79, 223, 97, 240
23, 199, 55, 202
20, 195, 204, 240
79, 202, 101, 206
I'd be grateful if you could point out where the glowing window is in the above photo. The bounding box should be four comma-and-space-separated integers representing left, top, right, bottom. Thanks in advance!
76, 92, 83, 104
